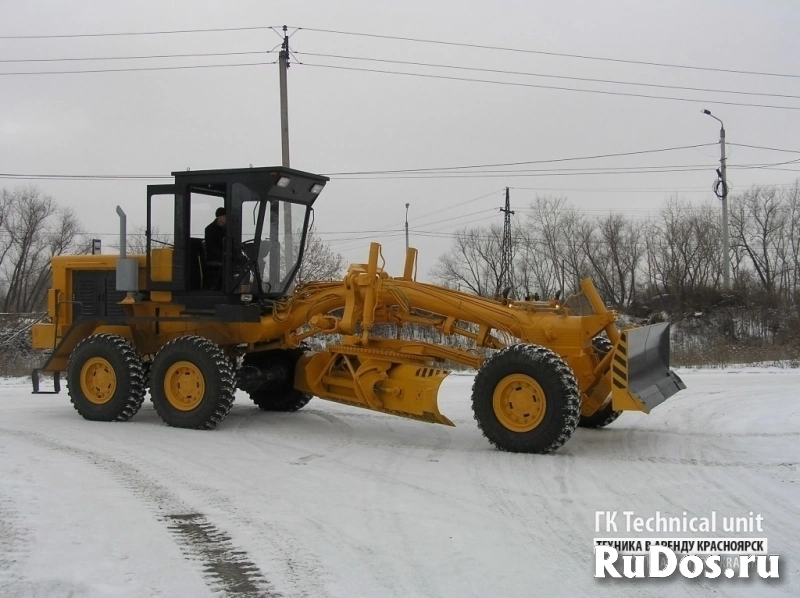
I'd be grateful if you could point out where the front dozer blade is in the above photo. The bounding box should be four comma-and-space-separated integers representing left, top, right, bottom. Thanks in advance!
610, 322, 685, 413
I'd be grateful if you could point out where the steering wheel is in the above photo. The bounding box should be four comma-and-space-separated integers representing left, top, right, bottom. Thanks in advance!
238, 239, 257, 265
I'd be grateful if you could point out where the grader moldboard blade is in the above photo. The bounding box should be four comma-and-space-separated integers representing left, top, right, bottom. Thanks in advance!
611, 322, 686, 413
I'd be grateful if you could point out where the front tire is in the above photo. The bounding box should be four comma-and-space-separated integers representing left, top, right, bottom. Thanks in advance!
149, 336, 235, 429
472, 344, 580, 453
66, 334, 146, 422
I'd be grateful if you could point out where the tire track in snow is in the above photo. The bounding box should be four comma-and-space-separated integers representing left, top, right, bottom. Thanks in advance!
232, 406, 356, 466
0, 428, 278, 598
136, 457, 331, 598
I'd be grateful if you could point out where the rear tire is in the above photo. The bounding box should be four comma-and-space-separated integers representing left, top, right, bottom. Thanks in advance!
578, 336, 622, 429
66, 334, 146, 422
149, 336, 235, 429
251, 388, 312, 412
240, 347, 312, 412
578, 403, 621, 428
472, 344, 580, 453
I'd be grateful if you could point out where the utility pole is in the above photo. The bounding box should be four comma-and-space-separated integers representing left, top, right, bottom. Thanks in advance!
703, 109, 730, 291
279, 25, 293, 273
499, 187, 514, 295
405, 203, 410, 251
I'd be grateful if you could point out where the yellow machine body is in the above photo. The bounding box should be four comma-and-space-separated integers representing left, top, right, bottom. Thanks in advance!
33, 242, 683, 424
30, 166, 684, 452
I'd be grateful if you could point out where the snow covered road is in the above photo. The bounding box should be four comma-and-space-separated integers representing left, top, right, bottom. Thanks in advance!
1, 368, 798, 597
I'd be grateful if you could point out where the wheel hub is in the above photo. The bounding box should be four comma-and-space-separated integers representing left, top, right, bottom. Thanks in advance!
492, 373, 547, 432
80, 357, 117, 405
164, 361, 205, 411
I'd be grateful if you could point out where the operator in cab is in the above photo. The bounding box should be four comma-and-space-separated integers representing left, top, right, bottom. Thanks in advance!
203, 207, 227, 289
204, 207, 226, 264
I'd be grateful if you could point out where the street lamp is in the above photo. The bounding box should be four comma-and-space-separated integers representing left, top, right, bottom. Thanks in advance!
703, 109, 730, 291
405, 202, 410, 251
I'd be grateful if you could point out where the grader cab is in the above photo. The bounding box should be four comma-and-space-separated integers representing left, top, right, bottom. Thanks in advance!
31, 166, 684, 453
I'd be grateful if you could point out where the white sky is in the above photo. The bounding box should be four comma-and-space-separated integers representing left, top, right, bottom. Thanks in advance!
1, 0, 799, 278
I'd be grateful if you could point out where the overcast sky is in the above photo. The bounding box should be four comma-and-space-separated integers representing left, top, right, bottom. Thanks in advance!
1, 0, 799, 278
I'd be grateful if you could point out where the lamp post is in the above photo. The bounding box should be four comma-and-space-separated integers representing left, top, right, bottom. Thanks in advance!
405, 203, 410, 251
703, 109, 730, 291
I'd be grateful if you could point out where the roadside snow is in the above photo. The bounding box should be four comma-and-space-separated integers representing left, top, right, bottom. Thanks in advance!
1, 368, 798, 597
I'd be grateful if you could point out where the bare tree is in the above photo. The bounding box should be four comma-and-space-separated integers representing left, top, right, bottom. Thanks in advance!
519, 196, 592, 299
0, 187, 85, 313
430, 224, 506, 297
126, 225, 150, 255
124, 225, 170, 255
295, 226, 345, 284
579, 213, 642, 309
783, 181, 800, 299
729, 186, 788, 297
643, 197, 721, 306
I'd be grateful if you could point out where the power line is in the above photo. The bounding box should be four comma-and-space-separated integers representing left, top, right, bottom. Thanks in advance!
329, 166, 800, 180
2, 164, 792, 183
414, 208, 498, 230
0, 25, 278, 40
342, 163, 720, 176
408, 189, 504, 224
732, 156, 800, 171
0, 173, 170, 180
1, 144, 796, 184
297, 27, 800, 79
301, 63, 800, 112
728, 143, 800, 154
322, 144, 716, 176
332, 189, 505, 241
0, 61, 276, 76
0, 50, 274, 63
0, 168, 714, 182
323, 209, 497, 245
4, 23, 794, 79
298, 52, 800, 101
330, 167, 716, 180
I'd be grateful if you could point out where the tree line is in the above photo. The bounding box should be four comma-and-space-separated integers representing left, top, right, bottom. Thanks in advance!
431, 181, 800, 318
2, 182, 798, 373
430, 181, 800, 364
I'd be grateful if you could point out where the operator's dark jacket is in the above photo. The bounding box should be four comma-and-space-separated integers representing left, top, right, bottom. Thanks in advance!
204, 221, 225, 263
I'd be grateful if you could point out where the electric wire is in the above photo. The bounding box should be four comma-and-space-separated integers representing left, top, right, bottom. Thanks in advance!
0, 25, 279, 39
3, 23, 795, 79
0, 60, 276, 76
297, 51, 800, 101
301, 63, 800, 112
296, 27, 800, 79
728, 143, 800, 154
322, 144, 716, 176
0, 50, 275, 63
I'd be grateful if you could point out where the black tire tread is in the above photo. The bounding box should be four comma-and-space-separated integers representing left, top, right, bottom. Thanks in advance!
472, 344, 580, 454
66, 333, 146, 422
250, 388, 312, 412
150, 336, 235, 430
241, 345, 312, 412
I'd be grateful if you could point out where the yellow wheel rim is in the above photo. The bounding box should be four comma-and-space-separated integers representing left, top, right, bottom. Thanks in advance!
80, 357, 117, 405
164, 361, 205, 411
492, 373, 547, 432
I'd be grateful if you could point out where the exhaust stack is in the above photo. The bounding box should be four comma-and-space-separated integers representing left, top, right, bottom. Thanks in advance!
115, 205, 138, 298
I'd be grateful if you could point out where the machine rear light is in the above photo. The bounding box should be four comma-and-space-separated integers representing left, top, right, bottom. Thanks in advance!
276, 176, 291, 188
310, 183, 324, 194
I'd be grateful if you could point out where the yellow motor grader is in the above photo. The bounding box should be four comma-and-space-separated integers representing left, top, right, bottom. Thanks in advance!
31, 166, 684, 453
